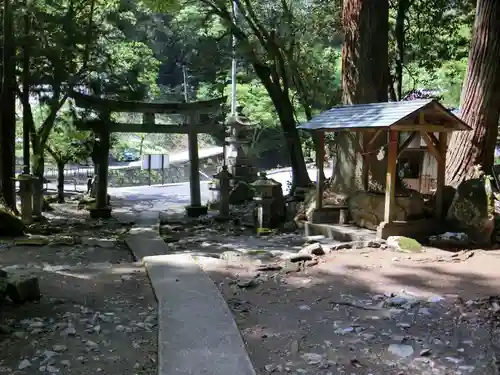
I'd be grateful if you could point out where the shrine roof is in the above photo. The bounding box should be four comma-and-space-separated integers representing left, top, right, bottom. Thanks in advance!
297, 99, 471, 132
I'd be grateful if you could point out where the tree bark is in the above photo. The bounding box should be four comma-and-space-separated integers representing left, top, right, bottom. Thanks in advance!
301, 98, 326, 181
0, 0, 17, 210
395, 0, 411, 101
334, 0, 389, 193
445, 0, 500, 187
275, 100, 311, 190
253, 64, 311, 190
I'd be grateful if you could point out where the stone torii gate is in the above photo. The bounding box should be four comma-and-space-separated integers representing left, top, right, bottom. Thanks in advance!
68, 91, 225, 218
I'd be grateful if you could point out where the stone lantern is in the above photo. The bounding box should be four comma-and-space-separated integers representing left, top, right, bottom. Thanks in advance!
212, 166, 232, 219
225, 105, 257, 185
16, 173, 36, 223
251, 172, 286, 234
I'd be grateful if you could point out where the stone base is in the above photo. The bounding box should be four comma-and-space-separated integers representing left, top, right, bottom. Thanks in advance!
310, 206, 348, 224
376, 218, 445, 240
348, 191, 425, 230
302, 221, 376, 242
89, 206, 112, 219
185, 205, 208, 217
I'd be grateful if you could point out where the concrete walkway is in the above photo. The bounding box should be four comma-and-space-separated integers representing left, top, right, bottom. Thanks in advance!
125, 215, 256, 375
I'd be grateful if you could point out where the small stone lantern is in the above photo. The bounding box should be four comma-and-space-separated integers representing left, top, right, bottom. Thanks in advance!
251, 172, 286, 234
213, 166, 232, 219
16, 174, 36, 223
208, 178, 220, 205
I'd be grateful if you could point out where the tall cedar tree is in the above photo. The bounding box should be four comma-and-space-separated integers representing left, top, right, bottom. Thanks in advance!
445, 0, 500, 186
332, 0, 389, 192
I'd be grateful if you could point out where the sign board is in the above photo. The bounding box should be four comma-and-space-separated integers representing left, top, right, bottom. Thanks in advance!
141, 154, 170, 170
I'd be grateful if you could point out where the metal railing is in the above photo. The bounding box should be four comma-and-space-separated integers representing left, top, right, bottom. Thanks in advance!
15, 154, 222, 190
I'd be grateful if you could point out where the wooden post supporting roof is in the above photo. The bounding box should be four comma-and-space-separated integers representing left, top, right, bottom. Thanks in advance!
383, 130, 399, 223
436, 132, 447, 219
315, 131, 325, 209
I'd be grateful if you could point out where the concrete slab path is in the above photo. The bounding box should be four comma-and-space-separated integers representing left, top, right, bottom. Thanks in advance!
145, 254, 257, 375
125, 215, 256, 375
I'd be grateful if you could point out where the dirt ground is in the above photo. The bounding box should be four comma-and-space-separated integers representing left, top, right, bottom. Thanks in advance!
158, 217, 500, 375
206, 249, 500, 375
4, 201, 500, 375
0, 213, 156, 375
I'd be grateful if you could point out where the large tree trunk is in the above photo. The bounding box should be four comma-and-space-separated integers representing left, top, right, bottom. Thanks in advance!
333, 0, 389, 193
445, 0, 500, 187
0, 0, 17, 211
282, 117, 311, 190
254, 64, 311, 191
56, 161, 65, 203
275, 101, 311, 190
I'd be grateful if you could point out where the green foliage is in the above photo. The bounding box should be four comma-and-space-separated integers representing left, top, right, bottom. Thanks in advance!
46, 109, 93, 165
402, 57, 468, 106
15, 0, 161, 175
390, 0, 474, 102
145, 0, 342, 119
11, 0, 481, 176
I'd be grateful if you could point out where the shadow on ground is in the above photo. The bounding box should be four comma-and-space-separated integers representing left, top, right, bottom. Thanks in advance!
0, 223, 157, 375
193, 255, 499, 375
154, 219, 500, 375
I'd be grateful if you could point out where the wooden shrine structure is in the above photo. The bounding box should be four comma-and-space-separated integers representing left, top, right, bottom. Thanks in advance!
69, 91, 225, 218
297, 99, 471, 239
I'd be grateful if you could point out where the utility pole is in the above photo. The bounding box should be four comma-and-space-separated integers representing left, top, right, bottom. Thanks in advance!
182, 65, 189, 103
22, 1, 31, 175
225, 0, 239, 167
230, 0, 238, 116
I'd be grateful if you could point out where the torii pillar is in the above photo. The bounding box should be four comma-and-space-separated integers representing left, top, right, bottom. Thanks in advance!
185, 114, 208, 217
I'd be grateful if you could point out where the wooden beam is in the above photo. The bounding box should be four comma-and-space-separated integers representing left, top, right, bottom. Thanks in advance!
304, 127, 388, 133
429, 100, 472, 131
418, 112, 444, 164
391, 124, 454, 132
421, 132, 443, 164
397, 131, 418, 158
367, 129, 383, 147
435, 132, 447, 219
316, 131, 325, 209
426, 132, 440, 147
75, 120, 223, 134
384, 130, 399, 223
68, 91, 226, 115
